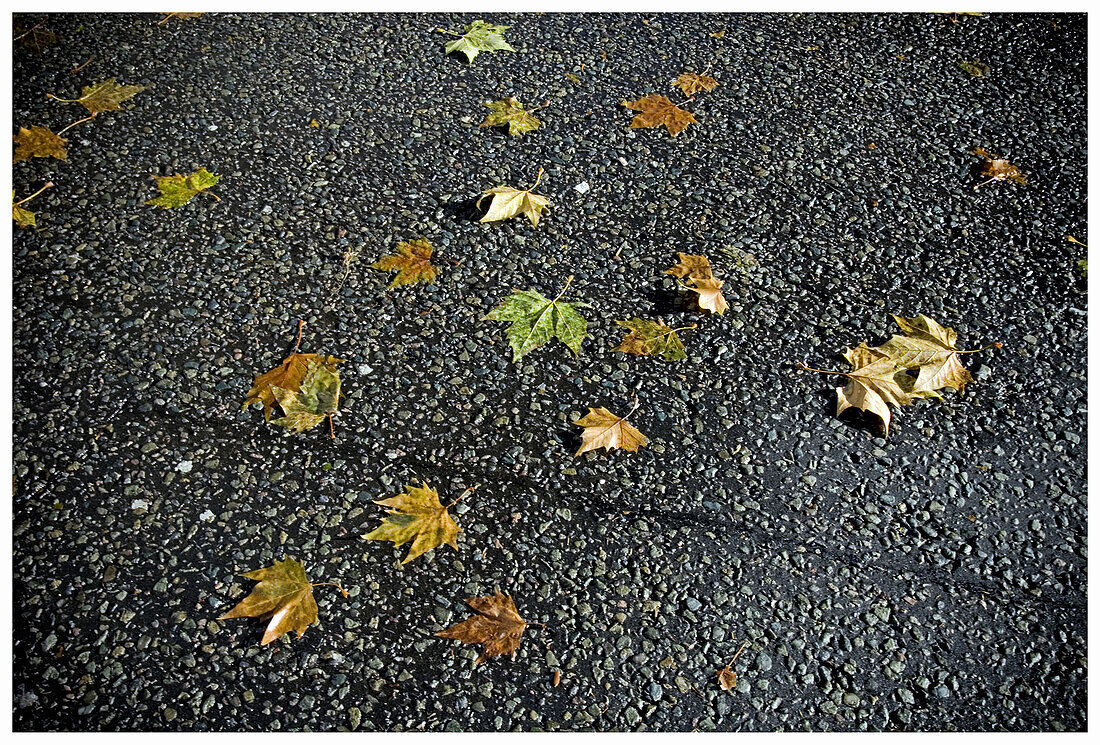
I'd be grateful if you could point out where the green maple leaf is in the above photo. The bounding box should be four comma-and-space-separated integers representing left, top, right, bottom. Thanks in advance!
480, 98, 541, 135
482, 277, 589, 361
146, 168, 221, 209
443, 20, 515, 63
270, 357, 341, 432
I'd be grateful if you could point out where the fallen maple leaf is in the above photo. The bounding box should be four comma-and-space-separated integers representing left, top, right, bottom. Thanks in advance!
973, 147, 1026, 190
664, 252, 715, 280
159, 12, 203, 24
12, 182, 52, 229
622, 95, 697, 137
958, 59, 990, 77
687, 277, 729, 315
13, 126, 67, 163
218, 557, 346, 646
146, 167, 221, 208
573, 404, 648, 455
49, 78, 145, 115
876, 314, 996, 394
482, 275, 588, 361
613, 318, 693, 361
480, 97, 541, 135
479, 168, 552, 226
799, 344, 933, 436
243, 321, 343, 422
362, 481, 464, 564
271, 357, 342, 433
371, 237, 440, 288
436, 591, 529, 664
441, 20, 515, 64
673, 72, 718, 96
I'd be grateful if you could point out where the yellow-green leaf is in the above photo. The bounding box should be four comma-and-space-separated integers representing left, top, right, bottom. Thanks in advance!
146, 167, 221, 209
13, 126, 67, 163
480, 98, 541, 135
218, 558, 320, 645
362, 481, 461, 564
371, 238, 440, 288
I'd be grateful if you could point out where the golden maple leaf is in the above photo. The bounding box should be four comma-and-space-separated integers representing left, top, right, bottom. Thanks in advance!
13, 125, 67, 163
218, 557, 345, 646
436, 591, 529, 664
244, 352, 340, 421
622, 95, 697, 137
613, 318, 693, 361
876, 314, 991, 394
673, 72, 718, 96
50, 78, 145, 115
573, 406, 647, 455
478, 168, 552, 226
362, 481, 462, 564
371, 238, 440, 288
973, 147, 1026, 190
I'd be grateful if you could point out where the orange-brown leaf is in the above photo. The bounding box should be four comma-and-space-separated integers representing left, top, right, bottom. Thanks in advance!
673, 72, 718, 96
371, 238, 440, 288
622, 95, 697, 137
573, 406, 648, 455
688, 277, 729, 315
436, 591, 528, 664
664, 252, 714, 280
718, 664, 737, 691
243, 352, 341, 421
973, 147, 1026, 187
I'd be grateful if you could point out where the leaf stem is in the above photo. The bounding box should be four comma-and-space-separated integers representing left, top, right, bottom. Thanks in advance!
728, 641, 750, 665
14, 182, 54, 206
293, 319, 306, 353
671, 323, 698, 333
436, 27, 463, 37
552, 274, 574, 302
530, 167, 545, 191
13, 19, 47, 43
625, 395, 641, 419
328, 413, 336, 441
446, 483, 480, 509
57, 113, 96, 135
956, 342, 1002, 354
310, 581, 349, 598
972, 176, 997, 191
795, 361, 845, 376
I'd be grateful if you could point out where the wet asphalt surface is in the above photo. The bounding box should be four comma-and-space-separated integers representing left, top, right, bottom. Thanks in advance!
12, 12, 1087, 731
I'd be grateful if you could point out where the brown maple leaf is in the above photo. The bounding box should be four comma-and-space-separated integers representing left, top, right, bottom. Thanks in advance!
622, 95, 697, 137
13, 125, 67, 163
370, 238, 440, 288
437, 591, 529, 664
573, 404, 648, 456
673, 72, 718, 96
973, 147, 1026, 190
664, 252, 715, 280
217, 557, 346, 646
718, 642, 749, 692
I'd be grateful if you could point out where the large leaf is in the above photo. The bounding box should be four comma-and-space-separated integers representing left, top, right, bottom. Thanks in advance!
218, 558, 320, 645
573, 406, 648, 455
482, 280, 588, 361
875, 314, 974, 393
270, 358, 341, 432
613, 318, 690, 361
13, 126, 67, 163
436, 592, 528, 664
443, 20, 515, 63
362, 481, 461, 564
622, 95, 697, 137
478, 169, 551, 226
244, 352, 342, 421
146, 167, 221, 208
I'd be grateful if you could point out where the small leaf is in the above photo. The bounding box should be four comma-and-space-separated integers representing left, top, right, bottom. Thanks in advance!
687, 277, 729, 315
371, 238, 440, 288
217, 558, 321, 645
362, 481, 461, 564
622, 95, 697, 137
480, 98, 541, 136
717, 664, 737, 691
443, 20, 515, 64
72, 78, 145, 114
482, 278, 588, 361
958, 60, 990, 77
13, 126, 67, 163
146, 167, 221, 208
664, 252, 715, 280
478, 168, 551, 226
673, 72, 718, 96
12, 203, 36, 228
613, 318, 690, 361
973, 147, 1026, 189
159, 12, 203, 24
436, 591, 529, 664
573, 406, 648, 456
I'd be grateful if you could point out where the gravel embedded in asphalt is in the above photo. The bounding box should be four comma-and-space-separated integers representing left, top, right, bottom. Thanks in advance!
12, 12, 1086, 732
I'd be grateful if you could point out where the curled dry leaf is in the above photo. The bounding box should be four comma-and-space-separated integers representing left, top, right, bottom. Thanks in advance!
217, 558, 341, 646
573, 406, 648, 455
371, 237, 440, 288
613, 318, 691, 361
362, 481, 461, 564
478, 168, 552, 226
673, 72, 718, 96
270, 358, 341, 433
480, 98, 541, 135
622, 95, 697, 137
877, 314, 982, 394
437, 591, 529, 664
973, 147, 1026, 190
442, 20, 515, 64
665, 252, 728, 314
13, 125, 67, 163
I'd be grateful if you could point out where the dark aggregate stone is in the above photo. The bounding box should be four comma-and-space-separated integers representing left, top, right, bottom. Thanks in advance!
12, 11, 1086, 733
